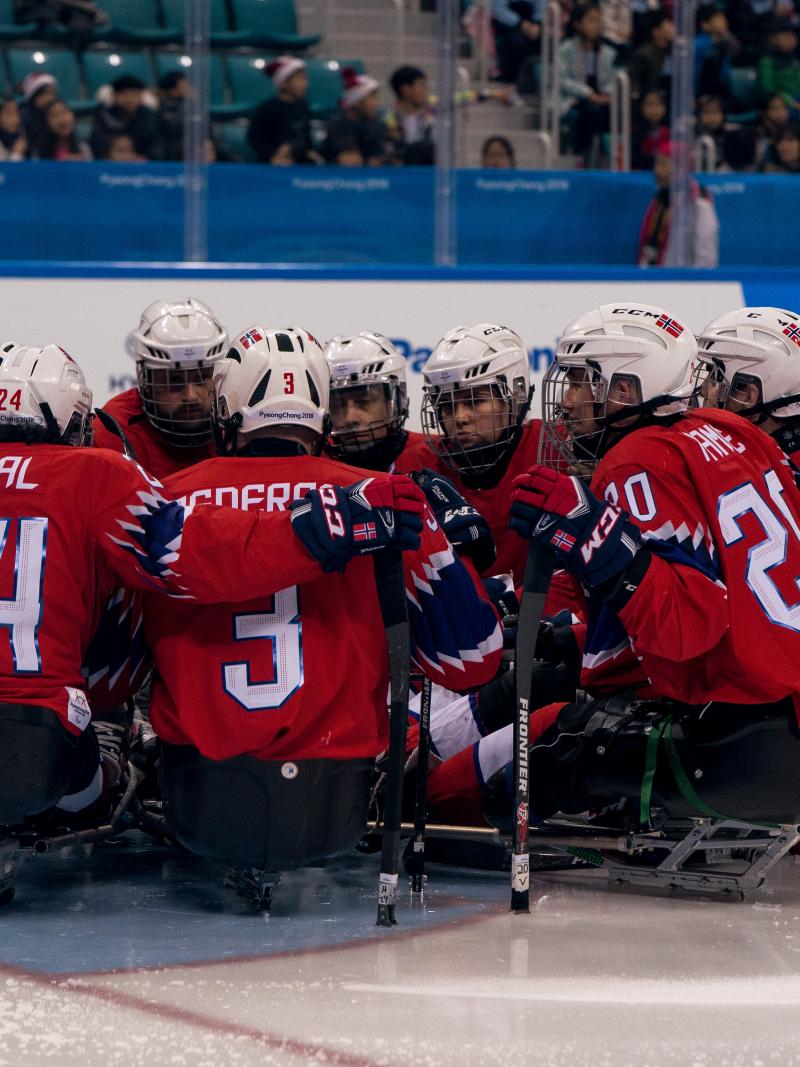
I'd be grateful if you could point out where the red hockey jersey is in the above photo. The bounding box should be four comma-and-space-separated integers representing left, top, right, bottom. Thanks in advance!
145, 453, 503, 762
93, 388, 215, 480
0, 444, 326, 734
582, 408, 800, 706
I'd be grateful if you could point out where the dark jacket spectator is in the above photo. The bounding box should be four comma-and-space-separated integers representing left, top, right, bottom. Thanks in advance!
756, 93, 791, 165
757, 19, 800, 108
322, 68, 387, 165
695, 93, 729, 167
15, 0, 107, 48
720, 125, 759, 171
0, 98, 27, 160
29, 99, 91, 160
762, 123, 800, 172
694, 4, 741, 103
19, 71, 57, 146
247, 56, 320, 164
490, 0, 544, 86
158, 70, 188, 162
90, 75, 164, 160
631, 88, 670, 169
629, 9, 675, 99
386, 65, 434, 164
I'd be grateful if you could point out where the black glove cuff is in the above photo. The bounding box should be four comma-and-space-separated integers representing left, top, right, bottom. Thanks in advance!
595, 548, 653, 613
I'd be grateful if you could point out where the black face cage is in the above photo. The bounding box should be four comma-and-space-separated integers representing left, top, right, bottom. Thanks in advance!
538, 362, 608, 476
420, 376, 529, 477
693, 356, 734, 410
137, 362, 215, 448
327, 380, 408, 463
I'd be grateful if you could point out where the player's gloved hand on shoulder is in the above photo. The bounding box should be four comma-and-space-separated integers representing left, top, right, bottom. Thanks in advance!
410, 468, 496, 573
509, 465, 641, 588
290, 475, 425, 573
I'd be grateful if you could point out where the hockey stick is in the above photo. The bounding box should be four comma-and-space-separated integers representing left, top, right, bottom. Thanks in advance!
94, 408, 139, 463
373, 548, 411, 927
410, 675, 432, 895
511, 540, 556, 914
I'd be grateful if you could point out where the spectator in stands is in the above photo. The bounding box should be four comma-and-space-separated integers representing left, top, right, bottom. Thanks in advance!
720, 125, 760, 170
560, 2, 616, 159
730, 0, 791, 66
599, 0, 632, 51
631, 88, 669, 169
695, 93, 729, 165
158, 70, 188, 163
757, 92, 791, 164
629, 9, 675, 101
695, 3, 741, 104
90, 75, 163, 161
106, 133, 146, 162
248, 56, 321, 165
323, 68, 388, 166
19, 71, 57, 145
328, 135, 365, 166
15, 0, 108, 49
481, 134, 516, 166
490, 1, 543, 86
757, 18, 800, 109
30, 99, 90, 160
0, 98, 27, 160
387, 65, 435, 164
637, 140, 719, 267
762, 122, 800, 170
630, 0, 665, 47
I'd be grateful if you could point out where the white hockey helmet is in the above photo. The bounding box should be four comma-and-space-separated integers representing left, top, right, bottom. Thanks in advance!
539, 303, 697, 472
421, 323, 532, 476
127, 298, 229, 447
324, 331, 409, 467
214, 326, 329, 454
696, 306, 800, 419
0, 342, 93, 446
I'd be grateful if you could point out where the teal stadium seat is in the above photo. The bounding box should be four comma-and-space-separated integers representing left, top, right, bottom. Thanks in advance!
229, 0, 321, 50
224, 53, 275, 118
83, 50, 154, 97
7, 47, 83, 108
161, 0, 243, 47
154, 51, 228, 116
94, 0, 175, 45
727, 66, 760, 123
306, 58, 348, 119
216, 120, 258, 161
0, 0, 37, 41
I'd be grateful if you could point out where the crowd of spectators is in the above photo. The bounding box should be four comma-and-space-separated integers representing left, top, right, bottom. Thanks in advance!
491, 0, 800, 172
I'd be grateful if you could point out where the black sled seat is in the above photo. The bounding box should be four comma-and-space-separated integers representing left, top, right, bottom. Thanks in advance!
160, 743, 374, 870
0, 704, 79, 825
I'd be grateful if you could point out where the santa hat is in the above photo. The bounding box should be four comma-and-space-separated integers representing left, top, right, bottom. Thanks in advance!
341, 67, 379, 109
20, 71, 57, 103
265, 56, 306, 88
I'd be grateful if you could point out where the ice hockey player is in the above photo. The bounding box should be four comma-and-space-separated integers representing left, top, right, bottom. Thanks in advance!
141, 325, 503, 874
93, 298, 228, 478
325, 330, 498, 575
696, 305, 800, 467
482, 301, 800, 827
0, 342, 421, 832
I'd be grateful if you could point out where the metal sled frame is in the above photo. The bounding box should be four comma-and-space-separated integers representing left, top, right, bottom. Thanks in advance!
0, 764, 141, 906
401, 815, 800, 901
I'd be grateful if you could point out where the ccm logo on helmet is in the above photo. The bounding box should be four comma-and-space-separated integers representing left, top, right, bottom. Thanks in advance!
611, 309, 660, 318
483, 326, 509, 335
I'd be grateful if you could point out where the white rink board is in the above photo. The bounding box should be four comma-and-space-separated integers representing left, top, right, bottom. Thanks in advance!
0, 278, 743, 426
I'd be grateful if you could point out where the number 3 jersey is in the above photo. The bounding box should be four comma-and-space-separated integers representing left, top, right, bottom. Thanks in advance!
583, 407, 800, 708
0, 444, 330, 734
146, 453, 503, 763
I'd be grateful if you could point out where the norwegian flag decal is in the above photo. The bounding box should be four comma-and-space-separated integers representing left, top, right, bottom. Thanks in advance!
656, 315, 684, 339
551, 528, 576, 551
353, 522, 377, 542
783, 323, 800, 348
240, 329, 263, 350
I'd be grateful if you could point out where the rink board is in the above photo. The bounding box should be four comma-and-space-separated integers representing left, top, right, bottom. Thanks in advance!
0, 264, 791, 420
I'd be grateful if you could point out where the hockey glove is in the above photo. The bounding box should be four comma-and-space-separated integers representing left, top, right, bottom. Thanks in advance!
290, 475, 425, 573
411, 468, 497, 573
535, 610, 581, 669
509, 465, 641, 588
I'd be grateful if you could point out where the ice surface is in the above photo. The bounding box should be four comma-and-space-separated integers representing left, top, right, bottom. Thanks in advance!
2, 834, 800, 1066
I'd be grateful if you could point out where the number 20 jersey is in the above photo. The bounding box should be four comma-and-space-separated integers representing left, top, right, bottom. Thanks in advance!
146, 453, 503, 763
583, 407, 800, 708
